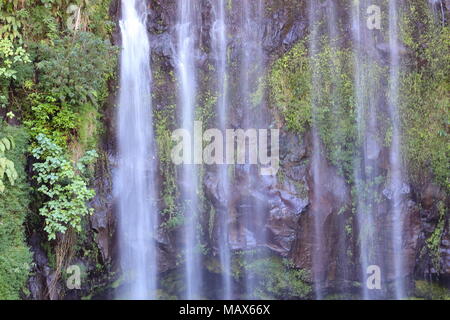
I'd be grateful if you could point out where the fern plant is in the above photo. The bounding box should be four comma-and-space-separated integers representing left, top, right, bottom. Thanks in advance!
0, 135, 18, 193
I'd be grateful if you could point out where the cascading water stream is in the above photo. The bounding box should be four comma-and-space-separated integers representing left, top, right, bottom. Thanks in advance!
239, 0, 266, 299
351, 0, 409, 299
351, 0, 382, 300
388, 0, 407, 299
429, 0, 446, 25
115, 0, 158, 300
176, 0, 202, 299
115, 0, 412, 301
325, 1, 351, 289
308, 0, 350, 298
308, 0, 328, 300
351, 0, 368, 300
211, 0, 232, 299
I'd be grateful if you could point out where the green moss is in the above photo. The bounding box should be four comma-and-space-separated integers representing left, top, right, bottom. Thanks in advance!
159, 270, 184, 300
269, 41, 311, 134
269, 39, 356, 178
324, 293, 359, 300
0, 124, 32, 300
426, 201, 446, 273
400, 2, 450, 191
245, 256, 312, 299
204, 255, 222, 274
311, 42, 357, 178
154, 104, 183, 230
233, 251, 311, 299
197, 79, 218, 127
77, 103, 101, 151
250, 75, 266, 109
414, 280, 450, 300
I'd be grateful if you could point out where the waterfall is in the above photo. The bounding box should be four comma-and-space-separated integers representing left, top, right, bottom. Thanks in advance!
429, 0, 446, 25
326, 1, 351, 290
308, 0, 326, 299
176, 0, 202, 299
351, 0, 383, 300
114, 0, 412, 301
115, 0, 158, 299
211, 0, 232, 300
352, 0, 409, 299
239, 0, 266, 299
388, 0, 407, 299
351, 0, 368, 300
308, 0, 350, 299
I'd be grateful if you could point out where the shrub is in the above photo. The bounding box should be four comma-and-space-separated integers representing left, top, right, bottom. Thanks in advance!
31, 133, 98, 240
35, 32, 116, 108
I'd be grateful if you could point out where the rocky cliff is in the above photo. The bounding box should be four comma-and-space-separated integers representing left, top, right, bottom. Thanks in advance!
26, 0, 449, 300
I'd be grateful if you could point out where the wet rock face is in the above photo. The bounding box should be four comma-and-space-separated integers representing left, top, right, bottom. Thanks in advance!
441, 231, 450, 275
28, 233, 50, 300
198, 0, 309, 255
90, 153, 115, 264
266, 174, 309, 255
289, 132, 352, 288
403, 201, 422, 276
260, 0, 307, 53
416, 182, 450, 277
88, 0, 449, 297
143, 0, 309, 253
266, 131, 309, 255
380, 199, 421, 281
146, 0, 447, 279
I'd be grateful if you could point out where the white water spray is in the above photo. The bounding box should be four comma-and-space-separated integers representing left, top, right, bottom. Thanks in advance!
240, 0, 266, 299
389, 0, 407, 299
351, 0, 381, 300
211, 0, 233, 300
177, 0, 202, 299
116, 0, 158, 300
